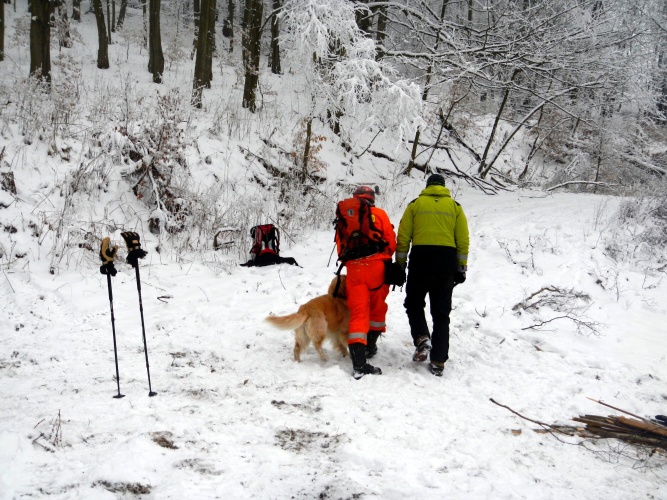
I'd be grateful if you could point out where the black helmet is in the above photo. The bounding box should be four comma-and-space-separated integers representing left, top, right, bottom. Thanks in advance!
353, 185, 375, 205
426, 173, 446, 186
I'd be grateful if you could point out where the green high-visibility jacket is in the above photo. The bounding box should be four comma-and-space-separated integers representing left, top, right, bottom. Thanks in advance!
396, 185, 469, 267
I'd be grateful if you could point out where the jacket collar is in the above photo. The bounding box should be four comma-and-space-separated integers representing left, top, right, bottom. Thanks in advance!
419, 185, 451, 197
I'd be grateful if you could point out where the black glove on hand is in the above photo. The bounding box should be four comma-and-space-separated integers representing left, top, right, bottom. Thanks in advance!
99, 237, 118, 276
121, 231, 147, 268
453, 266, 467, 285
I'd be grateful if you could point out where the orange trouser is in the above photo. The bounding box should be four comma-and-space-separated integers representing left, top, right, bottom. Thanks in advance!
345, 258, 390, 345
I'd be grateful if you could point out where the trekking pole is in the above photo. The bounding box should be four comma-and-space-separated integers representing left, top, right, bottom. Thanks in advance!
99, 238, 124, 399
133, 263, 157, 397
105, 269, 125, 399
121, 232, 157, 397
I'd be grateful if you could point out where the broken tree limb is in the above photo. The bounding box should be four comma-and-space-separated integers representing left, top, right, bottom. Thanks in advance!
586, 397, 647, 421
489, 398, 572, 438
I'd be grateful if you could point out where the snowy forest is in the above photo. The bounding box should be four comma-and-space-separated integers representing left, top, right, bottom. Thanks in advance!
1, 0, 667, 498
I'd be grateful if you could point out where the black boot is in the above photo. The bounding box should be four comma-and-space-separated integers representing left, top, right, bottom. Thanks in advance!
365, 330, 381, 359
349, 343, 382, 380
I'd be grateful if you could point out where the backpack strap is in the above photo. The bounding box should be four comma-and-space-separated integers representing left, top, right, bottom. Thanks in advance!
332, 262, 345, 298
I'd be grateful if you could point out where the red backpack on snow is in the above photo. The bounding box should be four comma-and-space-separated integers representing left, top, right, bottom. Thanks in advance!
241, 224, 299, 267
249, 224, 280, 260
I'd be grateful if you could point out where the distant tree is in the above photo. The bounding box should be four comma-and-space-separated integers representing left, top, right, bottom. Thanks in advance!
205, 0, 215, 85
222, 0, 234, 53
268, 0, 281, 74
30, 0, 54, 83
148, 0, 164, 83
92, 0, 109, 68
241, 0, 263, 112
192, 0, 216, 107
56, 0, 72, 49
116, 0, 127, 29
72, 0, 81, 21
0, 0, 4, 62
281, 0, 423, 181
192, 0, 199, 57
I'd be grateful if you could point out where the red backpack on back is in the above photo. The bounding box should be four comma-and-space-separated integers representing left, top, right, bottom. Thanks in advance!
334, 198, 387, 263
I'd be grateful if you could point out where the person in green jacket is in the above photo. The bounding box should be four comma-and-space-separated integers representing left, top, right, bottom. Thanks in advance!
395, 174, 469, 376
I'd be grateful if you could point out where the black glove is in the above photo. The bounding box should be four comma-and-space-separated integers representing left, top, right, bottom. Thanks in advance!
453, 266, 466, 285
99, 237, 118, 276
121, 231, 147, 268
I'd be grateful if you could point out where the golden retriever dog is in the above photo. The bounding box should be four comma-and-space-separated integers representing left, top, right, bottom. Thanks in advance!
265, 275, 349, 362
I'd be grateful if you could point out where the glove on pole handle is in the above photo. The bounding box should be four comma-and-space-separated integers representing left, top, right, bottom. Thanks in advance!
134, 264, 157, 397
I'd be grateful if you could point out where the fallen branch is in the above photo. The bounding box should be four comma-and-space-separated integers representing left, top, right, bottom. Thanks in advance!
546, 181, 618, 192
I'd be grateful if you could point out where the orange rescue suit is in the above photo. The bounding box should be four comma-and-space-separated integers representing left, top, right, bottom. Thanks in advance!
337, 207, 396, 346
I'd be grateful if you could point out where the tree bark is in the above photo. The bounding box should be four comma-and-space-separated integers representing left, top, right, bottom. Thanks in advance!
374, 4, 386, 60
192, 0, 212, 107
92, 0, 109, 68
72, 0, 81, 21
478, 69, 520, 175
222, 0, 234, 53
354, 0, 372, 35
205, 0, 215, 87
241, 0, 262, 112
30, 0, 53, 83
0, 0, 5, 62
116, 0, 127, 29
148, 0, 164, 83
302, 118, 312, 183
268, 0, 281, 74
192, 0, 199, 58
106, 0, 111, 41
57, 0, 72, 48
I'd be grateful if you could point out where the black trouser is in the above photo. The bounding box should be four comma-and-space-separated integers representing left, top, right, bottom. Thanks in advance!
404, 246, 457, 363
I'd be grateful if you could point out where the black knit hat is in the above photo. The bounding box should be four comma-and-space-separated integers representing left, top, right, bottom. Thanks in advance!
426, 173, 446, 186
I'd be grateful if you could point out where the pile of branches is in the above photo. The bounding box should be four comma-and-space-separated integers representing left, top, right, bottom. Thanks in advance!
492, 398, 667, 453
573, 411, 667, 451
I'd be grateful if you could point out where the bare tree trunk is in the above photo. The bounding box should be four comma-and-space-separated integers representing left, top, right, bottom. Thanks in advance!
72, 0, 81, 21
143, 0, 147, 48
116, 0, 127, 29
241, 0, 262, 112
205, 0, 215, 86
111, 0, 115, 32
57, 0, 72, 48
478, 69, 520, 175
222, 0, 234, 53
30, 0, 53, 83
192, 0, 199, 58
374, 4, 386, 60
302, 118, 312, 183
354, 0, 372, 35
148, 0, 164, 83
92, 0, 109, 68
405, 0, 448, 176
0, 0, 5, 61
268, 0, 281, 74
405, 128, 420, 175
106, 0, 111, 41
192, 0, 212, 108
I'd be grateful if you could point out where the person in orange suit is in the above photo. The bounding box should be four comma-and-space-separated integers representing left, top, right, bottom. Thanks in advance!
336, 186, 396, 379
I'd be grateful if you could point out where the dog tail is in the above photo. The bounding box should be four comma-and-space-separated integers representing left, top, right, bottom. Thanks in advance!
265, 311, 307, 331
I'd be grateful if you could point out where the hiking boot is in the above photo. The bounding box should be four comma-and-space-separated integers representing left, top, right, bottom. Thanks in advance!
365, 330, 381, 359
349, 343, 382, 380
429, 362, 445, 377
412, 335, 431, 362
353, 363, 382, 380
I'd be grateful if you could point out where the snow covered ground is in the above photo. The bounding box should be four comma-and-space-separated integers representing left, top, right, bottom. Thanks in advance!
2, 3, 667, 499
2, 185, 666, 499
